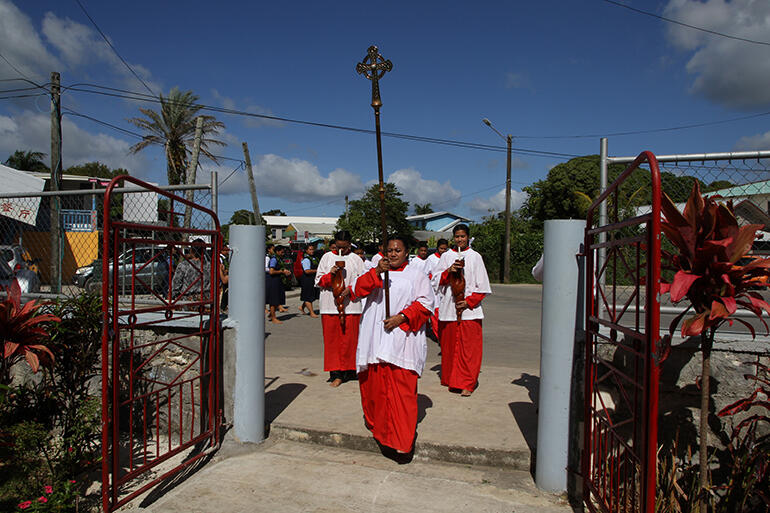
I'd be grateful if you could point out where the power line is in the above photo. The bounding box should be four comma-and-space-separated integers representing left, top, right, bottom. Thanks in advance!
63, 80, 770, 147
601, 0, 770, 47
62, 107, 244, 165
62, 82, 579, 159
0, 93, 48, 100
72, 0, 157, 96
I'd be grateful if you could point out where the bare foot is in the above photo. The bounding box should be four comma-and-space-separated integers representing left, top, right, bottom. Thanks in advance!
395, 449, 408, 454
279, 307, 288, 313
329, 378, 343, 388
460, 389, 472, 397
309, 313, 319, 318
271, 318, 283, 324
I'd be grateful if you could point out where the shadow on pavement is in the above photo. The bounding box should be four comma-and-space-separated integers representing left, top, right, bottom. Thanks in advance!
510, 372, 540, 475
417, 393, 433, 425
265, 383, 307, 424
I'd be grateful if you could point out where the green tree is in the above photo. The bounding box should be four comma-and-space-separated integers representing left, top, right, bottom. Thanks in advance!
414, 203, 434, 215
65, 161, 127, 179
261, 209, 287, 217
336, 183, 413, 243
128, 88, 226, 185
523, 154, 708, 226
471, 213, 543, 283
4, 150, 49, 172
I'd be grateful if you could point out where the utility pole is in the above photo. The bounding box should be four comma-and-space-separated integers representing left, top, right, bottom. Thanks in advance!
483, 118, 513, 283
503, 134, 512, 284
242, 142, 261, 225
183, 116, 204, 229
345, 195, 349, 221
50, 71, 62, 294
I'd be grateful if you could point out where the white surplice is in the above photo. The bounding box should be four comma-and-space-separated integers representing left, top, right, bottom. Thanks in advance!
315, 251, 365, 315
356, 266, 434, 376
432, 247, 492, 321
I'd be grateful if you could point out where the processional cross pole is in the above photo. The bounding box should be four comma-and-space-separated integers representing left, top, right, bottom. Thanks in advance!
356, 45, 393, 317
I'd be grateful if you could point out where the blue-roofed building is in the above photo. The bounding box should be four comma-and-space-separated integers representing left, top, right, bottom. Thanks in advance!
406, 211, 470, 233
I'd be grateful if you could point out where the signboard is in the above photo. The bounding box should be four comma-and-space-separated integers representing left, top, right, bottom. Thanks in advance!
0, 164, 45, 226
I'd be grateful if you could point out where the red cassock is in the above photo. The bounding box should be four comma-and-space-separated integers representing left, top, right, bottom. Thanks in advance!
354, 264, 433, 453
320, 313, 360, 372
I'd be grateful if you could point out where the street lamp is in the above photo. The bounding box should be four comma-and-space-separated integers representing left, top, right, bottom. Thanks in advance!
482, 118, 512, 284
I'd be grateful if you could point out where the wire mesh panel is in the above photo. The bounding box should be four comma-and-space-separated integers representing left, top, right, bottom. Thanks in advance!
100, 176, 221, 513
584, 152, 662, 513
607, 150, 770, 338
0, 184, 213, 300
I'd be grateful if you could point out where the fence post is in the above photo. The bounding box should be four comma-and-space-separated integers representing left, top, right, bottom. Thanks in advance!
229, 224, 265, 443
536, 219, 586, 493
598, 138, 608, 297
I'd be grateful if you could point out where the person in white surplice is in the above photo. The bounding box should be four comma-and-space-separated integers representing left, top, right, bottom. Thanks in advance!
355, 235, 435, 455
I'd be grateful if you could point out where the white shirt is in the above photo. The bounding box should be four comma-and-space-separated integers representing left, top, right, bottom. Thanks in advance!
426, 252, 443, 305
433, 247, 492, 321
356, 265, 434, 376
265, 255, 270, 272
370, 252, 384, 268
407, 256, 431, 279
314, 251, 365, 314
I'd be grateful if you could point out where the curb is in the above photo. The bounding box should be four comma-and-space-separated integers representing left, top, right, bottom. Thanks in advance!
269, 423, 532, 471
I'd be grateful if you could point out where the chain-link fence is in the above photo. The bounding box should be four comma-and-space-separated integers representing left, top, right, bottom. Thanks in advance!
0, 180, 216, 299
599, 144, 770, 346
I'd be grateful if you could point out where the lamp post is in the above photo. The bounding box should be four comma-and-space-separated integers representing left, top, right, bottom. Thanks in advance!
482, 118, 512, 284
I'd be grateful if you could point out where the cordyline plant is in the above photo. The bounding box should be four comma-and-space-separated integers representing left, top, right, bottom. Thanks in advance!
0, 279, 60, 384
660, 181, 770, 513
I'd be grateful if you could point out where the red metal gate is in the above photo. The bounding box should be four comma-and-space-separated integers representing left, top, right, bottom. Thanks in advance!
583, 152, 662, 513
100, 176, 222, 512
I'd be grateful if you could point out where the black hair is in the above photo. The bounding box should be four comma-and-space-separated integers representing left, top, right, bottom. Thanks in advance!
453, 224, 470, 236
437, 238, 449, 247
190, 238, 205, 258
334, 230, 352, 242
386, 234, 411, 251
266, 243, 274, 250
418, 241, 428, 249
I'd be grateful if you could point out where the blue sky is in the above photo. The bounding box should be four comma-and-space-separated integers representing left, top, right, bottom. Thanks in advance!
2, 0, 770, 222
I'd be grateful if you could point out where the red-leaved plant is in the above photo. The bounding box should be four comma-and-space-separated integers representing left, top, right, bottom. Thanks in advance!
0, 279, 60, 384
714, 361, 770, 512
660, 181, 770, 513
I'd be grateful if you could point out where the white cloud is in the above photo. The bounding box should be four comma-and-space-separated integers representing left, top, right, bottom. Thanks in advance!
664, 0, 770, 109
386, 168, 462, 210
467, 188, 528, 216
734, 130, 770, 151
0, 0, 61, 82
217, 154, 364, 202
0, 110, 150, 175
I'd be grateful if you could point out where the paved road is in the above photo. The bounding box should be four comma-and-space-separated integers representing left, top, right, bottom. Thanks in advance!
265, 283, 544, 370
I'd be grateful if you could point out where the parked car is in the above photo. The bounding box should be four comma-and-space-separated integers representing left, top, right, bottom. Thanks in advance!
0, 244, 41, 294
74, 246, 169, 294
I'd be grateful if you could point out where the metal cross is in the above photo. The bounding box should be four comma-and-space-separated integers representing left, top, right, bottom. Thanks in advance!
356, 45, 393, 108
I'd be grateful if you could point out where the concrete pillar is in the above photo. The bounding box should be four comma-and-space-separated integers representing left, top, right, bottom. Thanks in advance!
536, 219, 586, 493
229, 224, 265, 443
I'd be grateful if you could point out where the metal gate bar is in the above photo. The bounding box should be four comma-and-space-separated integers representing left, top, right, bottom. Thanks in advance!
583, 152, 661, 513
101, 176, 222, 512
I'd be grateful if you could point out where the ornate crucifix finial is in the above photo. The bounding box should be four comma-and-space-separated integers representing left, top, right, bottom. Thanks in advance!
356, 45, 393, 108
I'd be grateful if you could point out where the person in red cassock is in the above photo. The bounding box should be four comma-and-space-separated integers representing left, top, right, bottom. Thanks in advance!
315, 231, 365, 387
355, 234, 434, 455
432, 224, 491, 397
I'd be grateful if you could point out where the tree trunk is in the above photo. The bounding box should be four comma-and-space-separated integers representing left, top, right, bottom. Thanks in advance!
698, 328, 714, 513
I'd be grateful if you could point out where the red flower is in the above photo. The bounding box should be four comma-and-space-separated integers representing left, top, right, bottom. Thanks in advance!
69, 479, 76, 484
18, 501, 31, 509
37, 496, 48, 503
67, 447, 73, 452
44, 485, 53, 494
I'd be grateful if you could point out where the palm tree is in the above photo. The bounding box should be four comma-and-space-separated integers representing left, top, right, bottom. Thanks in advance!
4, 150, 49, 172
414, 203, 434, 215
128, 88, 226, 185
